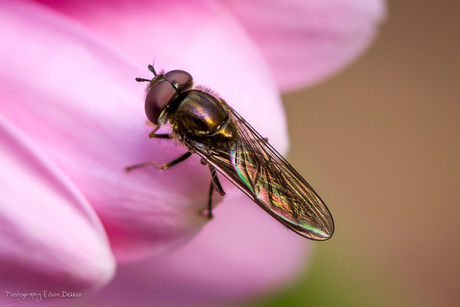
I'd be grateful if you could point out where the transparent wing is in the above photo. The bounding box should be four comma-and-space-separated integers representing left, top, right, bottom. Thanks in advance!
186, 107, 334, 240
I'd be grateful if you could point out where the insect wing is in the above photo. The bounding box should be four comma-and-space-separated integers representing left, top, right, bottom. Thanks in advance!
188, 108, 334, 240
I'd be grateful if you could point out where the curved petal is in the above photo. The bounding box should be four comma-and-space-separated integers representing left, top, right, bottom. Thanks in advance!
0, 114, 115, 305
0, 0, 289, 263
220, 0, 387, 91
87, 194, 310, 307
29, 0, 288, 148
35, 0, 386, 91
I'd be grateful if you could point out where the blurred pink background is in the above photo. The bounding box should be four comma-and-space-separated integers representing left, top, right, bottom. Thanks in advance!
278, 1, 459, 306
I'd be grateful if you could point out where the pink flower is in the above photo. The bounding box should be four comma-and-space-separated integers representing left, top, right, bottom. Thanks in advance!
0, 0, 385, 306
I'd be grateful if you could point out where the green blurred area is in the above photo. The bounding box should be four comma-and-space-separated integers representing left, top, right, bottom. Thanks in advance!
255, 250, 389, 307
247, 245, 419, 307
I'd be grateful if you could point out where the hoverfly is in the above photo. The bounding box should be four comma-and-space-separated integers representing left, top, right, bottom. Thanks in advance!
128, 65, 334, 240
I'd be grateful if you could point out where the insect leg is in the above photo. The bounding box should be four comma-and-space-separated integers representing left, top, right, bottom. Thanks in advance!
158, 152, 192, 170
208, 165, 226, 196
207, 182, 214, 218
126, 152, 192, 171
135, 77, 151, 82
125, 161, 158, 171
148, 126, 171, 139
205, 165, 226, 218
149, 134, 170, 139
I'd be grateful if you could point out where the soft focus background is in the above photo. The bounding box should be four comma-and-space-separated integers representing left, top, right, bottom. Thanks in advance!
248, 1, 460, 307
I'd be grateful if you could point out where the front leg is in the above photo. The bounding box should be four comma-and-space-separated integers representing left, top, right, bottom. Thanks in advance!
149, 126, 170, 139
126, 152, 192, 171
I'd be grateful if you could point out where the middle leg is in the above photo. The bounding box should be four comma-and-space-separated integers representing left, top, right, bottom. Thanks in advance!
206, 164, 226, 218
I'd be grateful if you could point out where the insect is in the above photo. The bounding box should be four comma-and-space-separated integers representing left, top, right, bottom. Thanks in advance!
128, 64, 334, 240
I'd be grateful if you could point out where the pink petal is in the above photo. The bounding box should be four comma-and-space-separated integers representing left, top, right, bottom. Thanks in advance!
87, 195, 310, 307
2, 1, 313, 305
0, 114, 115, 305
221, 0, 387, 91
0, 0, 205, 262
29, 0, 286, 121
34, 0, 386, 91
1, 0, 290, 263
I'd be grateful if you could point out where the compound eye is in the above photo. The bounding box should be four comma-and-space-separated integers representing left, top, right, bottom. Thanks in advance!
144, 81, 175, 125
165, 70, 193, 91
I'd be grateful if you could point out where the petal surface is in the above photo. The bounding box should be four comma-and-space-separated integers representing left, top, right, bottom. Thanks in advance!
87, 194, 310, 307
1, 0, 289, 262
35, 0, 386, 91
1, 1, 313, 305
0, 114, 115, 306
221, 0, 387, 91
